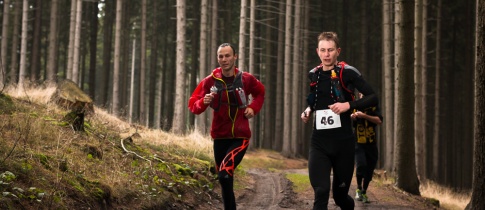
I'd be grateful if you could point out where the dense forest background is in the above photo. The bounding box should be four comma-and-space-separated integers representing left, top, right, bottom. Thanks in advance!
0, 0, 477, 193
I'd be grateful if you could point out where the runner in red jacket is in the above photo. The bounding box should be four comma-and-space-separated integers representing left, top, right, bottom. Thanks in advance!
188, 43, 265, 210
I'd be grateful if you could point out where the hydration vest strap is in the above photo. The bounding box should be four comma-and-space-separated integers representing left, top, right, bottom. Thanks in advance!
337, 61, 355, 101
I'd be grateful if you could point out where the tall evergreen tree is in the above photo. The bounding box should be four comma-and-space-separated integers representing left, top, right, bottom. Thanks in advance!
238, 0, 247, 72
88, 1, 99, 99
382, 0, 394, 171
172, 0, 186, 134
281, 0, 293, 157
291, 0, 301, 154
139, 0, 147, 126
100, 0, 115, 107
395, 0, 420, 195
112, 0, 123, 115
18, 0, 28, 89
414, 0, 425, 179
152, 0, 162, 129
432, 0, 442, 180
30, 0, 42, 82
196, 0, 209, 134
9, 0, 21, 84
66, 0, 77, 81
466, 0, 485, 208
46, 0, 59, 83
420, 0, 429, 180
0, 0, 11, 88
274, 1, 285, 151
72, 0, 82, 85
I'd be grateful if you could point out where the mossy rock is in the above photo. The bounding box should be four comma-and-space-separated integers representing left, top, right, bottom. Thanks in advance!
51, 80, 94, 114
51, 80, 95, 131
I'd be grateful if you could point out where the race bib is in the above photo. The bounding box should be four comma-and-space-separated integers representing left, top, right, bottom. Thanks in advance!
315, 109, 342, 130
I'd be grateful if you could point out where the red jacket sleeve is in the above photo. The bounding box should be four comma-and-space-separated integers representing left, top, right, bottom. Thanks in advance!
188, 79, 210, 115
245, 73, 265, 115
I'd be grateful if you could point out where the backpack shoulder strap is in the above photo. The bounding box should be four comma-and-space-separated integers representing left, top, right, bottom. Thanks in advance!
337, 61, 352, 93
337, 61, 355, 101
235, 70, 243, 80
234, 70, 244, 88
308, 65, 322, 86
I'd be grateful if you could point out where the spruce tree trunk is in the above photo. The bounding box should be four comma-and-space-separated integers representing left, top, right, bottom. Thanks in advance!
466, 0, 485, 208
196, 0, 208, 134
30, 0, 42, 82
112, 0, 123, 115
66, 0, 77, 81
238, 0, 247, 72
172, 0, 187, 134
273, 1, 285, 151
88, 1, 98, 99
420, 0, 429, 179
301, 0, 311, 157
0, 0, 10, 88
248, 0, 257, 149
18, 0, 28, 89
150, 0, 160, 128
139, 0, 147, 126
129, 39, 136, 124
291, 0, 301, 155
359, 1, 367, 76
281, 0, 293, 157
9, 1, 21, 84
46, 0, 59, 83
262, 0, 274, 149
162, 1, 176, 131
393, 0, 400, 173
395, 0, 420, 195
72, 0, 82, 85
382, 0, 394, 172
414, 0, 425, 180
206, 1, 219, 130
432, 0, 442, 180
100, 0, 114, 107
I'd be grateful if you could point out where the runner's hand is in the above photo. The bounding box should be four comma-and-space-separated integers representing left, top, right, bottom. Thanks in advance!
301, 107, 311, 123
244, 107, 254, 119
328, 102, 350, 115
203, 92, 215, 105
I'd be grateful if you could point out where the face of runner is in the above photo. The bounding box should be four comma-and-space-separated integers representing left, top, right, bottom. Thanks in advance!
316, 39, 341, 70
217, 46, 238, 74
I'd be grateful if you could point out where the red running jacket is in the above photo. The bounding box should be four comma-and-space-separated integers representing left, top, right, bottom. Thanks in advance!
188, 67, 265, 140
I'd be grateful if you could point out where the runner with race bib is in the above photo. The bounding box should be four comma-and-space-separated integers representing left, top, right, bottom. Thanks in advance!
300, 31, 378, 210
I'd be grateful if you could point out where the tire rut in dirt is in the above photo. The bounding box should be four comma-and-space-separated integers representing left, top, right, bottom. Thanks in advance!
237, 168, 300, 210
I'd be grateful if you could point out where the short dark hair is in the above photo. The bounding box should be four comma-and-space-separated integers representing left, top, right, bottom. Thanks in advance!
218, 43, 237, 55
317, 32, 340, 48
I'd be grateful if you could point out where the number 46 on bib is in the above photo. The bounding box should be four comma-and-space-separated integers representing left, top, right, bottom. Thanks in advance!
315, 109, 342, 130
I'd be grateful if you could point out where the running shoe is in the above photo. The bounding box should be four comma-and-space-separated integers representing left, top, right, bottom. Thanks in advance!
355, 189, 363, 201
361, 193, 369, 203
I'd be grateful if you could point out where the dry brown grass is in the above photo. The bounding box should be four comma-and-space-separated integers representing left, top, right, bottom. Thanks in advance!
420, 181, 471, 210
4, 83, 57, 105
370, 171, 471, 210
4, 84, 214, 158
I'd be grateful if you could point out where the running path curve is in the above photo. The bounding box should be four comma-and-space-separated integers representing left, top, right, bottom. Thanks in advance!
236, 168, 436, 210
237, 168, 300, 210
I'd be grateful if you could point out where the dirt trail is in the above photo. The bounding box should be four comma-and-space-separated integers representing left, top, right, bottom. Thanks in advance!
237, 168, 295, 210
236, 168, 438, 210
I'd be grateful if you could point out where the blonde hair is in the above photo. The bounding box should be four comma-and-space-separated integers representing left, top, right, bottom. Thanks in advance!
317, 32, 340, 48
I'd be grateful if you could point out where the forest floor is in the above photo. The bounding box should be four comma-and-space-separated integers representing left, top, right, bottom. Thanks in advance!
231, 150, 441, 210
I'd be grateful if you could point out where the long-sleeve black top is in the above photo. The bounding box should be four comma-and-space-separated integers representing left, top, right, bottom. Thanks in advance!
306, 64, 378, 139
